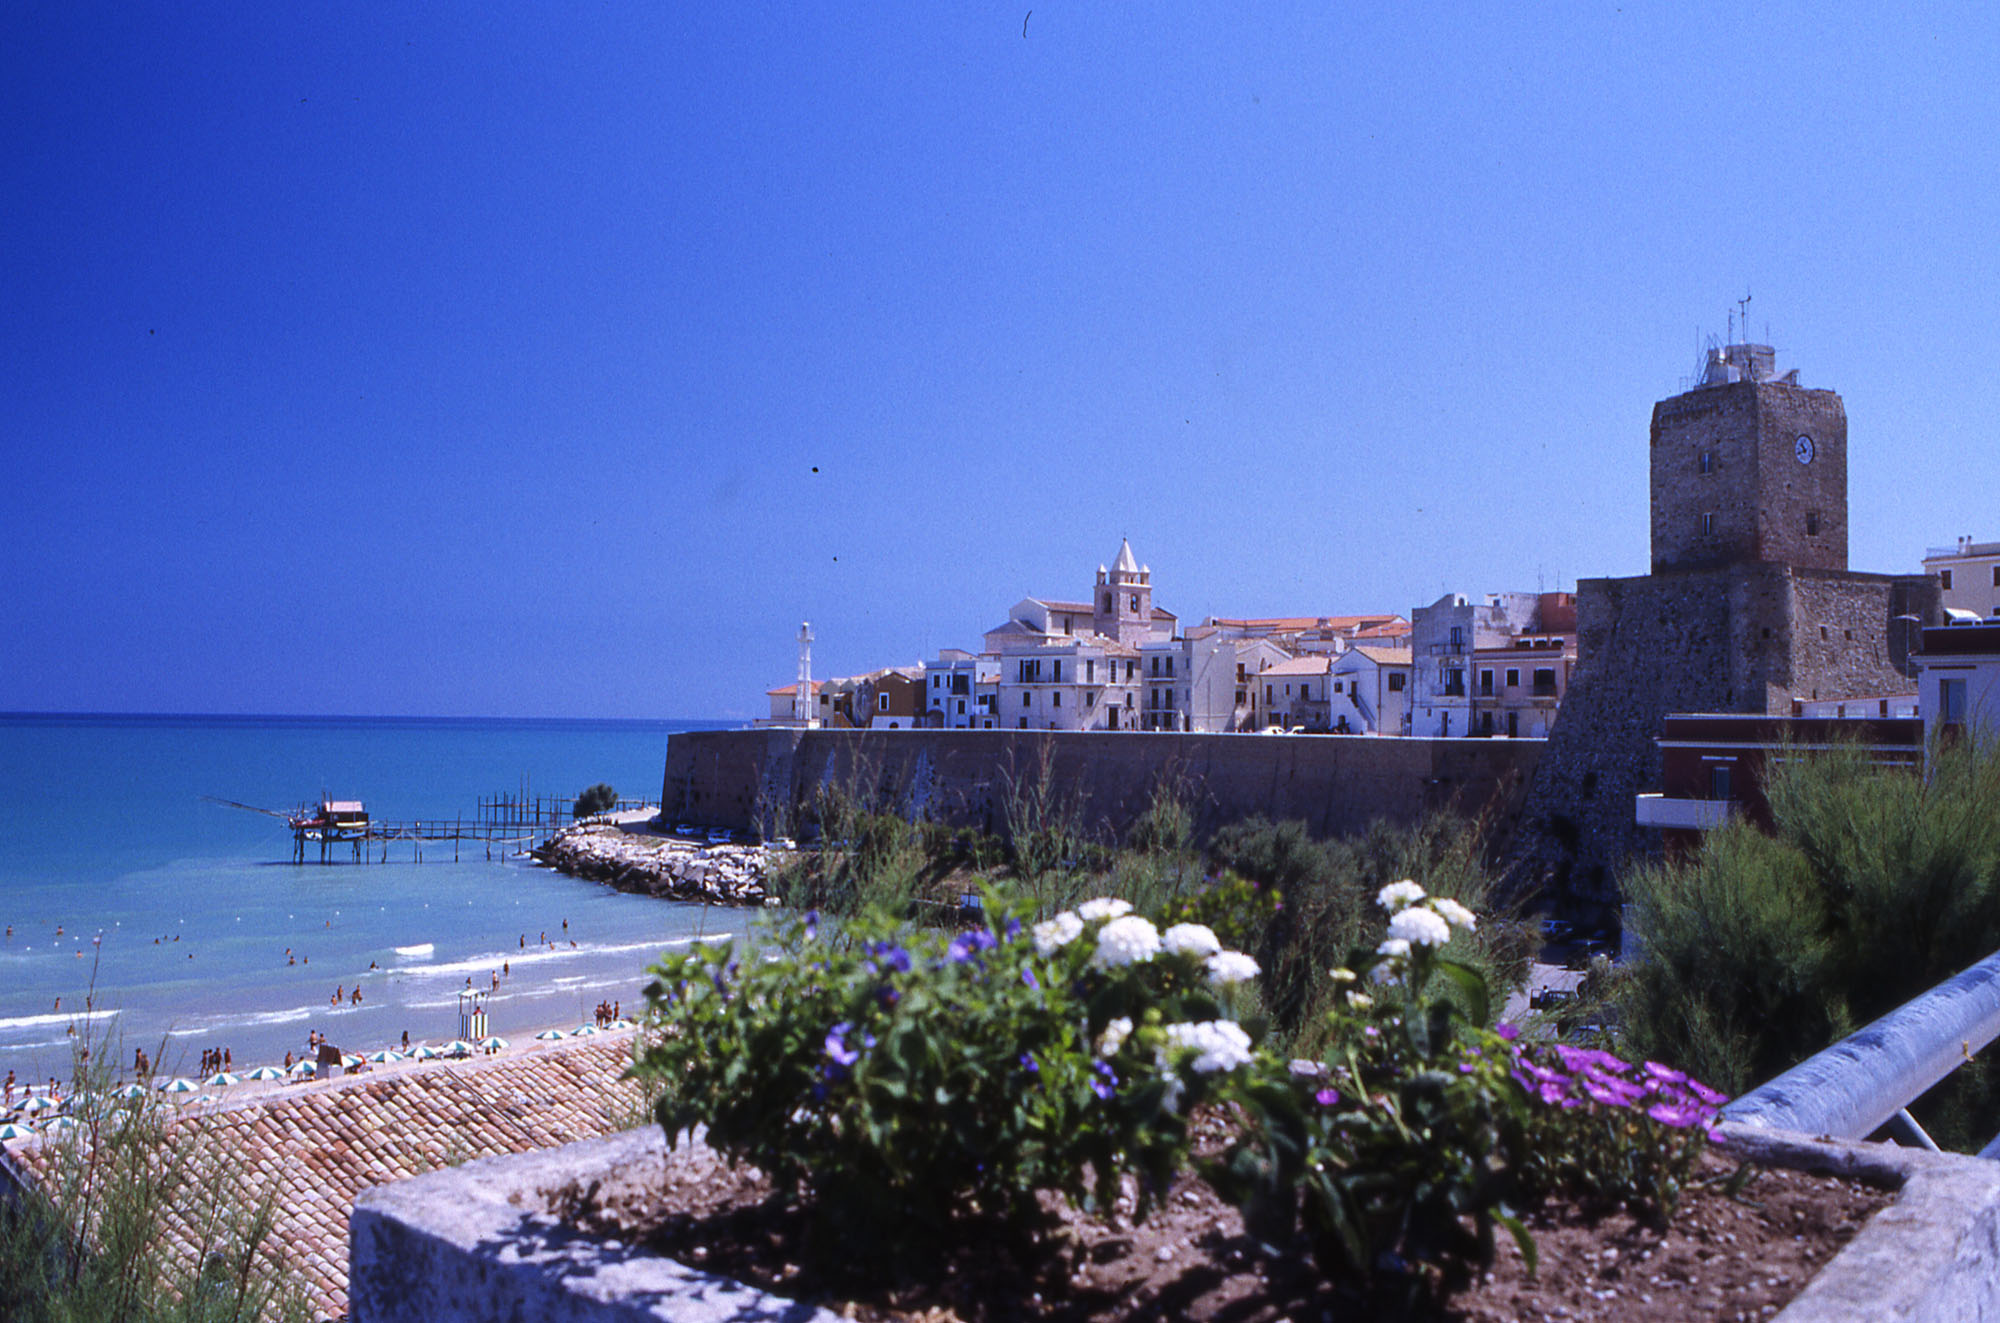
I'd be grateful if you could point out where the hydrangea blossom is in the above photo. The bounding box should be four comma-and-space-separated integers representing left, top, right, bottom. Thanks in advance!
1161, 923, 1222, 958
1090, 914, 1162, 969
1032, 911, 1084, 955
1096, 1016, 1133, 1057
1375, 936, 1412, 960
1161, 1020, 1254, 1074
1077, 897, 1134, 921
1377, 879, 1426, 913
1387, 906, 1452, 948
1431, 897, 1478, 931
1205, 950, 1260, 987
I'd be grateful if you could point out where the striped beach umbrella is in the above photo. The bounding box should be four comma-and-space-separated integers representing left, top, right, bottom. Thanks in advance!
534, 1029, 566, 1041
286, 1060, 316, 1078
0, 1123, 34, 1142
158, 1078, 199, 1095
112, 1083, 149, 1100
17, 1094, 59, 1115
244, 1066, 286, 1081
205, 1072, 241, 1088
442, 1040, 474, 1057
342, 1054, 365, 1070
38, 1116, 78, 1134
410, 1044, 440, 1060
366, 1050, 403, 1064
570, 1024, 599, 1037
477, 1036, 508, 1052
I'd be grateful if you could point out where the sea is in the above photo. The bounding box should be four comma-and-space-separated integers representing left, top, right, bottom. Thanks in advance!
0, 713, 743, 1087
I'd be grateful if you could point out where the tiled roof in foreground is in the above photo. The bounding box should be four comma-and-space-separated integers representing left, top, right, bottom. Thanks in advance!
4, 1035, 643, 1321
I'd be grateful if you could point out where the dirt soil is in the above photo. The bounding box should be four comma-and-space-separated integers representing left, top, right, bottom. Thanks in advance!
565, 1135, 1892, 1323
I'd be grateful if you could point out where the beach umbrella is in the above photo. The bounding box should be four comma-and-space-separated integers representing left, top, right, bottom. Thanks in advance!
477, 1036, 508, 1052
365, 1050, 403, 1063
205, 1072, 241, 1088
38, 1116, 78, 1134
158, 1078, 199, 1095
443, 1040, 474, 1057
408, 1044, 439, 1060
533, 1029, 566, 1041
286, 1061, 316, 1078
571, 1024, 599, 1037
244, 1066, 286, 1081
17, 1094, 59, 1115
112, 1083, 149, 1100
0, 1123, 33, 1142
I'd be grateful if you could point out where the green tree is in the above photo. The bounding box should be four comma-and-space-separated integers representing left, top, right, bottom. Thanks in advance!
572, 783, 618, 819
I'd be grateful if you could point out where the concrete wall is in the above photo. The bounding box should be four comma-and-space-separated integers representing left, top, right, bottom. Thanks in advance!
660, 728, 1545, 846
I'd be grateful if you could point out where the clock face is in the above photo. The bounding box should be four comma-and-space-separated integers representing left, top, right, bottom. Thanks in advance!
1795, 434, 1816, 465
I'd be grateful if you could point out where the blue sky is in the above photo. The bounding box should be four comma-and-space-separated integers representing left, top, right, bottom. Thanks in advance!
6, 5, 1998, 719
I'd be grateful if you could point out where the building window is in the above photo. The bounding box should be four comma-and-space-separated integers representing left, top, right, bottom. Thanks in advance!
1124, 693, 1133, 708
956, 699, 965, 715
1449, 625, 1464, 651
1942, 569, 1954, 589
1085, 659, 1094, 683
1053, 660, 1063, 682
1052, 692, 1061, 708
1130, 593, 1140, 612
1085, 692, 1095, 707
932, 675, 940, 688
878, 694, 889, 712
1709, 765, 1733, 801
1702, 512, 1715, 536
1022, 693, 1031, 708
1532, 668, 1557, 696
1506, 667, 1519, 688
1993, 565, 1999, 588
1806, 511, 1820, 537
1507, 711, 1518, 737
1699, 450, 1713, 474
1165, 658, 1174, 676
1126, 660, 1135, 681
1942, 678, 1968, 724
1479, 670, 1493, 696
1019, 717, 1028, 729
1388, 673, 1406, 692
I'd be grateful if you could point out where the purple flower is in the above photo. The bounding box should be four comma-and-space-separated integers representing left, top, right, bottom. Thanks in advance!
1021, 966, 1039, 990
1643, 1060, 1688, 1085
804, 910, 819, 940
1019, 1052, 1039, 1075
1314, 1088, 1340, 1106
1004, 917, 1023, 942
1686, 1078, 1729, 1106
875, 983, 901, 1008
1646, 1100, 1701, 1127
868, 942, 912, 974
824, 1022, 861, 1068
1363, 1026, 1380, 1038
1495, 1022, 1520, 1041
948, 930, 999, 964
1092, 1062, 1118, 1100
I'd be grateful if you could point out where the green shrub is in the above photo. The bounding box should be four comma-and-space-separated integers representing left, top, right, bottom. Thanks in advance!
633, 894, 1266, 1274
1617, 736, 2000, 1148
572, 783, 618, 819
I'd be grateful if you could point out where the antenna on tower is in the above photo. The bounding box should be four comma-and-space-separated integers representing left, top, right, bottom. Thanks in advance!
1737, 290, 1752, 342
795, 622, 815, 726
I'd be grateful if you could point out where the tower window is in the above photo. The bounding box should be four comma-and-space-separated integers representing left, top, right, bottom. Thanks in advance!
1130, 594, 1141, 612
1699, 451, 1713, 474
1806, 511, 1821, 537
1942, 569, 1954, 589
1701, 512, 1715, 536
1992, 565, 1999, 587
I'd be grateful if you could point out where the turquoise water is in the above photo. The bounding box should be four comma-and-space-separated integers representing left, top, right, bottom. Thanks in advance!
0, 714, 740, 1086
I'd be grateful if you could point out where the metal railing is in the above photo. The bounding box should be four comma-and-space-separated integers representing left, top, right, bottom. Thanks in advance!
1722, 947, 2000, 1157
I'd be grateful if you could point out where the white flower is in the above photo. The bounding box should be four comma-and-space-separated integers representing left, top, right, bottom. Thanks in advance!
1288, 1058, 1325, 1078
1377, 879, 1426, 913
1206, 951, 1260, 987
1077, 897, 1133, 921
1330, 967, 1357, 984
1345, 991, 1374, 1010
1387, 906, 1452, 948
1432, 897, 1478, 932
1161, 923, 1222, 958
1090, 914, 1162, 968
1032, 911, 1084, 955
1096, 1016, 1133, 1057
1375, 937, 1411, 960
1161, 1020, 1254, 1074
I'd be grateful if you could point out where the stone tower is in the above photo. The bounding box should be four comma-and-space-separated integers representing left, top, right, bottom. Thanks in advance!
1514, 343, 1938, 922
1094, 538, 1154, 646
1650, 344, 1849, 574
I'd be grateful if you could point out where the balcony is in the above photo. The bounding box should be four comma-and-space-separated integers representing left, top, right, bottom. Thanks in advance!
1634, 794, 1732, 830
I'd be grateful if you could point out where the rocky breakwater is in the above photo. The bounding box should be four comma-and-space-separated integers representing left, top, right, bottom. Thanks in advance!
533, 824, 780, 906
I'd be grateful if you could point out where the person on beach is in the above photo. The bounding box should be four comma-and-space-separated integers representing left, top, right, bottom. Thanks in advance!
223, 1048, 231, 1069
351, 987, 361, 1005
284, 1051, 293, 1069
401, 1030, 409, 1050
503, 961, 509, 977
5, 1071, 14, 1105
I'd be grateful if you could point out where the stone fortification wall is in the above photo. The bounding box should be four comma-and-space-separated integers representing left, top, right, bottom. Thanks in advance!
1516, 564, 1938, 915
659, 729, 1545, 847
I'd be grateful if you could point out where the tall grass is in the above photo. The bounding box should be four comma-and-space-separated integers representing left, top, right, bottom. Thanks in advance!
1617, 735, 2000, 1150
0, 1039, 315, 1323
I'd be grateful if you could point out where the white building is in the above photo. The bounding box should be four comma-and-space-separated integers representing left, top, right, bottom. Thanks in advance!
921, 649, 1000, 729
1914, 621, 2000, 743
1331, 645, 1413, 734
1258, 655, 1334, 731
1923, 538, 2000, 620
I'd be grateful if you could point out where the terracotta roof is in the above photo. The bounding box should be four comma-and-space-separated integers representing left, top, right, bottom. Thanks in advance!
3, 1036, 644, 1321
1349, 645, 1414, 666
765, 680, 822, 696
1261, 655, 1333, 677
1209, 614, 1401, 633
1353, 620, 1413, 639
